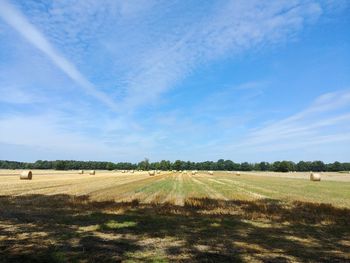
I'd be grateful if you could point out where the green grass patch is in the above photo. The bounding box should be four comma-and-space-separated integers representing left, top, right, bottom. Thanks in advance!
102, 219, 138, 230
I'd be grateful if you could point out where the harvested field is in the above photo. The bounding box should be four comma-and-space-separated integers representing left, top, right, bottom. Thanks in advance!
243, 171, 350, 182
0, 170, 349, 262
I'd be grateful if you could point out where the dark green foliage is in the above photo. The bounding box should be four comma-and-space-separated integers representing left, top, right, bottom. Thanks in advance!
0, 159, 349, 172
240, 162, 253, 171
273, 161, 296, 172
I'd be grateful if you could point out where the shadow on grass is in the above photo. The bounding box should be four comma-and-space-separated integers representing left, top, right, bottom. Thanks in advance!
0, 195, 349, 262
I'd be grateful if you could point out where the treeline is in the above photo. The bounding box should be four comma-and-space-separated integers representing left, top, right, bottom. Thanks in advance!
0, 159, 349, 172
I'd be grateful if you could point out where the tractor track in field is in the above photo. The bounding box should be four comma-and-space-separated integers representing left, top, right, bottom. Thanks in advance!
10, 181, 92, 196
163, 174, 178, 204
218, 178, 268, 199
219, 177, 277, 193
132, 177, 169, 203
91, 173, 172, 202
189, 174, 228, 200
176, 173, 185, 205
163, 173, 185, 205
207, 178, 226, 185
219, 178, 280, 195
1, 175, 129, 195
86, 175, 159, 196
53, 176, 146, 197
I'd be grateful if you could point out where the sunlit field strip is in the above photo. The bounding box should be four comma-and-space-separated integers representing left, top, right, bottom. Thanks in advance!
0, 173, 147, 196
1, 170, 350, 207
209, 173, 350, 207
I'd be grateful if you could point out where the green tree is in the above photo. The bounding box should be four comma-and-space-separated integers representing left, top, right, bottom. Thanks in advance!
224, 160, 234, 170
329, 161, 343, 172
217, 159, 225, 170
54, 160, 67, 170
106, 162, 115, 170
138, 158, 150, 170
311, 161, 326, 172
276, 161, 294, 172
258, 162, 270, 171
240, 162, 253, 171
173, 160, 183, 170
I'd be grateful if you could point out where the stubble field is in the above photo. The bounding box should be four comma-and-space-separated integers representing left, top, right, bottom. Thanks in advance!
0, 170, 349, 262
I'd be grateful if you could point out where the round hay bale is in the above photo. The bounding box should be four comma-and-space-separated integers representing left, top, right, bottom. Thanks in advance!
236, 171, 241, 176
130, 170, 134, 173
20, 171, 32, 180
310, 172, 321, 181
191, 170, 197, 175
157, 170, 161, 174
208, 171, 214, 175
78, 170, 84, 174
149, 170, 155, 176
89, 170, 95, 175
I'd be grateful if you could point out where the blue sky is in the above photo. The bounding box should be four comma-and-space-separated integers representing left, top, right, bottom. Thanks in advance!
0, 0, 349, 163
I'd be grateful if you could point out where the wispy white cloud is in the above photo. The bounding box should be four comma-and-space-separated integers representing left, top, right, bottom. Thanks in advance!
0, 85, 42, 104
118, 1, 323, 109
0, 0, 348, 162
0, 111, 158, 161
232, 89, 350, 151
0, 0, 325, 112
0, 0, 117, 111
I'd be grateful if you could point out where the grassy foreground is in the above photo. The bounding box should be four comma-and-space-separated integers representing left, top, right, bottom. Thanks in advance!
0, 171, 349, 262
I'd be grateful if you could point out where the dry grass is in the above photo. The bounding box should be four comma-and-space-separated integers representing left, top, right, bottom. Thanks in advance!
0, 169, 349, 262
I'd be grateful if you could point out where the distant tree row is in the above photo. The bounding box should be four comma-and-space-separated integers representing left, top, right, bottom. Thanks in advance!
0, 159, 349, 172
